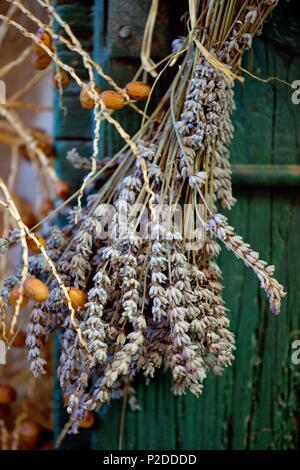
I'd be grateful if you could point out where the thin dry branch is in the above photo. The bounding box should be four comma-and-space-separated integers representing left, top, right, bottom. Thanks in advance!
0, 46, 31, 78
0, 144, 19, 277
0, 186, 90, 353
0, 14, 144, 169
7, 0, 147, 118
6, 101, 52, 112
8, 69, 50, 102
0, 179, 28, 337
0, 2, 17, 47
0, 103, 57, 184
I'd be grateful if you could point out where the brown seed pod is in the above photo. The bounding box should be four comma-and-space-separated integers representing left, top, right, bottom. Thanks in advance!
53, 71, 70, 89
0, 405, 11, 426
65, 288, 87, 309
0, 385, 17, 405
8, 286, 29, 309
24, 278, 49, 303
80, 83, 101, 109
20, 129, 54, 160
54, 179, 71, 200
22, 212, 37, 229
11, 330, 26, 348
125, 81, 151, 100
62, 394, 70, 407
36, 139, 55, 158
32, 29, 53, 71
26, 235, 47, 254
32, 52, 52, 71
18, 420, 41, 448
100, 90, 125, 110
12, 193, 33, 212
33, 29, 53, 56
12, 194, 37, 229
79, 411, 96, 429
38, 198, 54, 217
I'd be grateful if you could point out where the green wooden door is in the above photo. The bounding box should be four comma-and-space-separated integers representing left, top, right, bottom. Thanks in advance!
54, 0, 300, 450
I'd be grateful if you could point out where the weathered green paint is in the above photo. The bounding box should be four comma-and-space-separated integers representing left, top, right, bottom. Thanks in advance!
231, 164, 300, 186
54, 1, 300, 449
104, 0, 169, 59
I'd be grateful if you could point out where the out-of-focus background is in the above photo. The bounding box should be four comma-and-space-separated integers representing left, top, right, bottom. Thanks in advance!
0, 1, 53, 450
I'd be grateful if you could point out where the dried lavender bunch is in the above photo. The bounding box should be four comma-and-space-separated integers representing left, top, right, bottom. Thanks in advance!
166, 236, 207, 396
177, 56, 236, 209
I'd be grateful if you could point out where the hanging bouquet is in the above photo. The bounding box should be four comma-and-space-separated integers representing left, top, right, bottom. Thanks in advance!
0, 0, 285, 433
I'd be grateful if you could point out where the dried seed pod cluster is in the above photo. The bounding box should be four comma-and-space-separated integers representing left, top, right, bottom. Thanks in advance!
0, 385, 17, 405
79, 81, 151, 110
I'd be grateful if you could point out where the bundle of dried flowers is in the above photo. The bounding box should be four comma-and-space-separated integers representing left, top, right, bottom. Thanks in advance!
0, 0, 286, 434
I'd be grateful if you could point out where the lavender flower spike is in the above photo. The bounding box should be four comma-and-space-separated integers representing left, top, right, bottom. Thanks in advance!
207, 214, 286, 314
